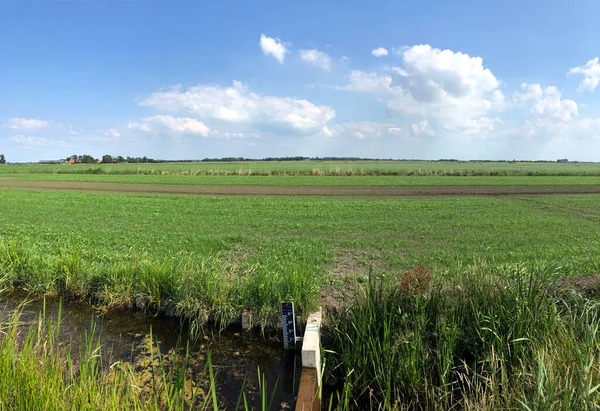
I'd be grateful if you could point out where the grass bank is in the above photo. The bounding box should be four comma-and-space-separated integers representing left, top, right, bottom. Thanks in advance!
326, 265, 600, 410
0, 240, 322, 333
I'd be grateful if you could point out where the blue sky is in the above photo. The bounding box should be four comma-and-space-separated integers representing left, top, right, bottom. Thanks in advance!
2, 0, 600, 162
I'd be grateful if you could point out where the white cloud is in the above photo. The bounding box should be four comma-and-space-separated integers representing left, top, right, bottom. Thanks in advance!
516, 83, 577, 121
104, 128, 121, 138
569, 58, 600, 92
503, 116, 600, 144
332, 121, 390, 139
127, 122, 152, 132
299, 49, 332, 70
141, 81, 335, 134
372, 47, 388, 57
491, 90, 506, 110
129, 115, 210, 136
211, 130, 259, 140
341, 44, 504, 136
260, 34, 288, 63
9, 135, 45, 146
394, 44, 500, 104
410, 120, 431, 136
458, 117, 498, 135
8, 134, 67, 148
341, 70, 392, 93
6, 118, 49, 130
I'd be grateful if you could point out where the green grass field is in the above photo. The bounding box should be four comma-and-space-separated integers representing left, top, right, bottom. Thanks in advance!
1, 188, 600, 323
4, 172, 600, 186
2, 161, 600, 409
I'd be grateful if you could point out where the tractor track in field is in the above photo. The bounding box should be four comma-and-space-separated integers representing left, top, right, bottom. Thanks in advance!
2, 180, 600, 197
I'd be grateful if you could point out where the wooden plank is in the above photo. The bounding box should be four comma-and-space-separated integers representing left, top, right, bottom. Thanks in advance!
295, 368, 320, 411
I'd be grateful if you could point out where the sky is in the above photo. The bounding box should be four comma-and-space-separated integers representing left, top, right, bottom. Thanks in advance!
2, 0, 600, 162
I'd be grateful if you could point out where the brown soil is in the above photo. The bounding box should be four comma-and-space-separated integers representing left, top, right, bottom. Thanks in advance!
2, 180, 600, 197
556, 275, 600, 295
321, 249, 387, 313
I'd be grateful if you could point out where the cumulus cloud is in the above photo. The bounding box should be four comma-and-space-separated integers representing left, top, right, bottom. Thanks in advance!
516, 83, 577, 121
341, 44, 504, 136
6, 118, 49, 130
372, 47, 388, 57
569, 58, 600, 92
260, 34, 288, 63
299, 49, 332, 70
128, 115, 210, 136
393, 45, 499, 104
141, 81, 335, 134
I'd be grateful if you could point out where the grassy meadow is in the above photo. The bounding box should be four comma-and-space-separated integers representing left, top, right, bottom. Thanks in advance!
1, 160, 600, 409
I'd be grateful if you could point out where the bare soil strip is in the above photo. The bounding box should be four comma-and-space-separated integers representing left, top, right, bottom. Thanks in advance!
2, 180, 600, 197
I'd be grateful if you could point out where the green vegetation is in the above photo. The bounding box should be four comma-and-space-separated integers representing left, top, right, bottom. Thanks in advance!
0, 298, 279, 410
326, 266, 600, 410
4, 160, 600, 176
2, 160, 600, 409
1, 188, 600, 332
4, 172, 600, 187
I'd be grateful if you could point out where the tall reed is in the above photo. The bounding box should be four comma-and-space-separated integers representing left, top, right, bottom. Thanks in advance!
325, 265, 600, 410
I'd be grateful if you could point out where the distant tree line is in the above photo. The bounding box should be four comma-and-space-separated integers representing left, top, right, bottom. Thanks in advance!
62, 155, 389, 164
0, 154, 6, 164
57, 154, 587, 164
64, 154, 165, 164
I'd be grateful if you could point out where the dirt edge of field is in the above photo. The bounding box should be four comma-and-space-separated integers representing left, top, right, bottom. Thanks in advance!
3, 180, 600, 197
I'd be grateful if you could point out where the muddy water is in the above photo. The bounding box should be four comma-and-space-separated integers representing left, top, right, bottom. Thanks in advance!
0, 294, 301, 410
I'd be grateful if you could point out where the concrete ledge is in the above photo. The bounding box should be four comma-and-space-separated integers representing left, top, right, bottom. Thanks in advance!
296, 308, 322, 411
301, 309, 322, 369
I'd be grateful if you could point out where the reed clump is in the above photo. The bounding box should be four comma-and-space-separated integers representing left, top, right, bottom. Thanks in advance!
326, 265, 600, 410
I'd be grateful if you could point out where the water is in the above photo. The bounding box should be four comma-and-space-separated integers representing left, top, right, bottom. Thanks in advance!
0, 293, 301, 409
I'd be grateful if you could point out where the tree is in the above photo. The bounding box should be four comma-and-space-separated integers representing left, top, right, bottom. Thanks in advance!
80, 154, 96, 164
102, 154, 113, 164
0, 154, 5, 164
